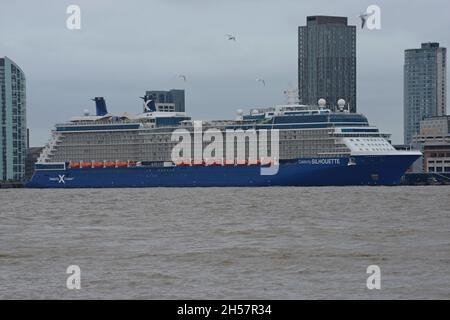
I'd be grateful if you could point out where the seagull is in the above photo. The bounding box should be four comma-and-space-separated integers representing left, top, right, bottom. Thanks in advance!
226, 34, 236, 41
178, 74, 187, 82
359, 11, 375, 29
256, 78, 266, 87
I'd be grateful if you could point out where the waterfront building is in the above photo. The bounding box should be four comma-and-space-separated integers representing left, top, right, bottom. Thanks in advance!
404, 42, 447, 144
144, 89, 185, 112
412, 115, 450, 173
0, 56, 27, 182
298, 16, 356, 112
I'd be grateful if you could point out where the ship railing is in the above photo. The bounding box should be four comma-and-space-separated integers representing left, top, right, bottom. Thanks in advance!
55, 119, 142, 127
316, 152, 351, 156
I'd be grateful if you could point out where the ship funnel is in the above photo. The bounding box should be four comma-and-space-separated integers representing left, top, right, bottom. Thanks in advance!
92, 97, 108, 116
140, 95, 156, 112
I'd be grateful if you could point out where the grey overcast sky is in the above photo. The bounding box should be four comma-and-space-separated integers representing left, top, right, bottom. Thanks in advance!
1, 0, 449, 146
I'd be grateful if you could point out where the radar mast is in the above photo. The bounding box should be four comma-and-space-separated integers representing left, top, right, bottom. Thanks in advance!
283, 86, 300, 105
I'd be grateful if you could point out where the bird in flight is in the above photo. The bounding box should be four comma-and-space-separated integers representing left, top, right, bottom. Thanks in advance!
178, 75, 187, 82
359, 11, 375, 29
256, 78, 266, 87
226, 34, 237, 41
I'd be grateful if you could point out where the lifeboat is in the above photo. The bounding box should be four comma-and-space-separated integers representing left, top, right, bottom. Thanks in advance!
211, 159, 223, 166
104, 161, 116, 168
248, 159, 260, 165
92, 161, 104, 168
69, 161, 80, 169
192, 159, 205, 166
80, 161, 92, 169
175, 160, 190, 166
236, 159, 247, 165
116, 161, 128, 168
128, 161, 137, 167
204, 159, 221, 166
260, 158, 273, 165
224, 159, 235, 165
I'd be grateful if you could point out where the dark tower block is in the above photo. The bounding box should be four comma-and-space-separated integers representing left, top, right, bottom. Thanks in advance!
298, 16, 356, 112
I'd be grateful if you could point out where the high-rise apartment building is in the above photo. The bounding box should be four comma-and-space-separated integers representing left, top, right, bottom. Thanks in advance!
0, 57, 27, 181
404, 42, 447, 144
298, 16, 356, 112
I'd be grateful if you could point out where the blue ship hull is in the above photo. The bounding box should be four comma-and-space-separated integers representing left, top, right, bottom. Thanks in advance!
26, 155, 420, 188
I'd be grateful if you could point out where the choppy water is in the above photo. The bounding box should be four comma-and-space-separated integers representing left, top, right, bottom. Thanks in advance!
0, 186, 449, 299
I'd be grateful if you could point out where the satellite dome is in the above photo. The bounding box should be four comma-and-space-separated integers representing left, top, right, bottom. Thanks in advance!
337, 99, 346, 107
83, 109, 90, 116
236, 109, 243, 116
318, 98, 326, 107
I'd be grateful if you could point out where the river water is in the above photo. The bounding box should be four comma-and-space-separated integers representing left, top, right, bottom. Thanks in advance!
0, 186, 449, 299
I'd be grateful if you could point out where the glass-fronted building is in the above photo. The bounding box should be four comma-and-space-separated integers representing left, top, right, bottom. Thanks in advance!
0, 56, 27, 182
404, 42, 447, 145
298, 16, 356, 112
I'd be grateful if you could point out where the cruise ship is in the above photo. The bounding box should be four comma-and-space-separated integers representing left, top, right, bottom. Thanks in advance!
27, 95, 421, 188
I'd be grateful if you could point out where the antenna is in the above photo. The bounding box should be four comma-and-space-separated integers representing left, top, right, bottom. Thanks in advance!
283, 86, 299, 105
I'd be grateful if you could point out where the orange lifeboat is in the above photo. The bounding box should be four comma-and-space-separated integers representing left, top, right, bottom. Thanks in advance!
192, 159, 205, 166
204, 159, 220, 166
175, 160, 190, 166
128, 161, 137, 167
224, 159, 235, 165
236, 159, 247, 165
92, 161, 104, 168
260, 158, 273, 165
116, 161, 128, 168
69, 161, 80, 169
248, 159, 260, 165
81, 161, 92, 169
104, 161, 116, 168
211, 159, 223, 166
